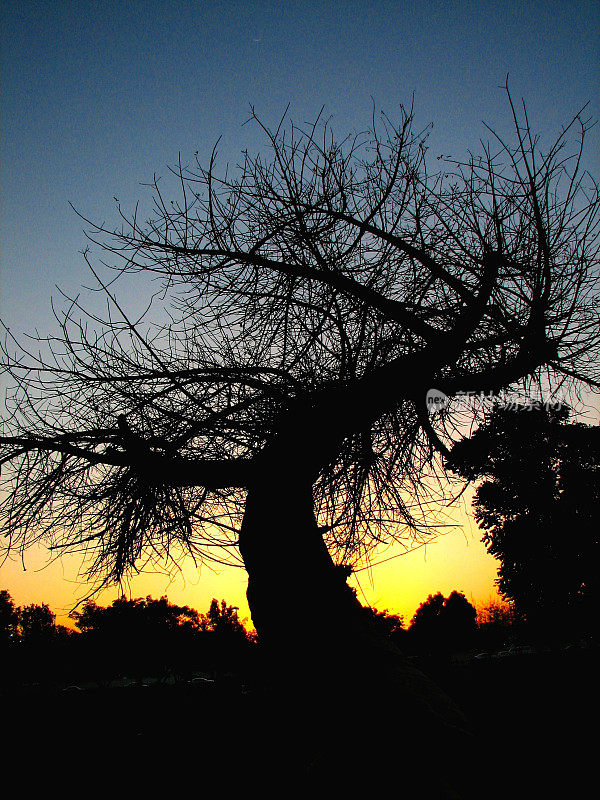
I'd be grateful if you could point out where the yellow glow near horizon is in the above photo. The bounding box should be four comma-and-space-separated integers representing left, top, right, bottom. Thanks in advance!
0, 543, 254, 630
4, 404, 597, 628
0, 491, 502, 630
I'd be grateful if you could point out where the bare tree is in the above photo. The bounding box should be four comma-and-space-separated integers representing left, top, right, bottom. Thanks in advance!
1, 86, 599, 782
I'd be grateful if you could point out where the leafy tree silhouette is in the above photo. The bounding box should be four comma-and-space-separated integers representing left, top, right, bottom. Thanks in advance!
72, 595, 202, 634
409, 591, 476, 653
476, 599, 516, 629
18, 602, 56, 642
1, 86, 599, 792
443, 591, 478, 648
411, 592, 446, 635
199, 598, 253, 681
0, 590, 19, 683
365, 606, 405, 639
71, 595, 204, 684
476, 599, 517, 651
1, 598, 76, 685
0, 589, 18, 645
200, 598, 249, 637
447, 404, 600, 634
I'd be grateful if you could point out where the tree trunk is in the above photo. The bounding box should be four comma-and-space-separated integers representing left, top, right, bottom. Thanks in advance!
239, 464, 474, 797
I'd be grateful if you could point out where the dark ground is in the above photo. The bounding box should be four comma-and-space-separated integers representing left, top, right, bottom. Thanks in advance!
423, 649, 597, 798
1, 649, 595, 797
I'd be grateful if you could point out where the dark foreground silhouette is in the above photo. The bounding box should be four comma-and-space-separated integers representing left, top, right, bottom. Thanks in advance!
2, 646, 594, 798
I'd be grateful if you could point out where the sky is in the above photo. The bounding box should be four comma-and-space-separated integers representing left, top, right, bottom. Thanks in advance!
1, 0, 599, 627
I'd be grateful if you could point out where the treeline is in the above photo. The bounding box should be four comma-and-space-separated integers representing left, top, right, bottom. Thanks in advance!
0, 591, 254, 689
368, 591, 519, 657
0, 587, 527, 690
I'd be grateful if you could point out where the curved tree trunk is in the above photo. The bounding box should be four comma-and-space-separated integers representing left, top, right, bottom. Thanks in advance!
239, 462, 474, 796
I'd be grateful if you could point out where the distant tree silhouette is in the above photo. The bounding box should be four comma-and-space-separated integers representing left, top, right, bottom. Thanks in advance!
18, 602, 56, 642
5, 599, 76, 685
476, 599, 516, 629
447, 405, 600, 632
443, 591, 478, 645
410, 592, 446, 638
71, 595, 200, 632
409, 591, 477, 653
366, 606, 405, 638
476, 599, 517, 651
198, 598, 253, 680
71, 595, 204, 684
72, 594, 201, 634
2, 85, 599, 791
200, 598, 249, 638
0, 589, 19, 683
0, 589, 18, 645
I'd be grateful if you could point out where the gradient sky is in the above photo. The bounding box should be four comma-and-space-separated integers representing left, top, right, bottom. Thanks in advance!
1, 0, 599, 627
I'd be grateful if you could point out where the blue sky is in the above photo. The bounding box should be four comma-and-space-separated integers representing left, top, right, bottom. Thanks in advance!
1, 0, 599, 620
2, 0, 598, 332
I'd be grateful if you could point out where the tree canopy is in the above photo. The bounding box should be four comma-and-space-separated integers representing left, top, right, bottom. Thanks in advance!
18, 602, 57, 641
409, 590, 477, 652
70, 594, 202, 634
447, 404, 600, 629
200, 598, 249, 639
0, 589, 18, 645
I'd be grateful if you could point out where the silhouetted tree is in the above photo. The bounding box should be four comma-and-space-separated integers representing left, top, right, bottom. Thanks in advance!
366, 606, 405, 638
1, 85, 599, 789
477, 599, 516, 631
0, 589, 18, 645
409, 591, 477, 653
443, 591, 477, 648
476, 599, 517, 650
71, 595, 204, 683
0, 589, 19, 683
200, 598, 248, 638
11, 601, 75, 685
410, 592, 446, 636
199, 598, 252, 679
447, 405, 600, 633
18, 602, 56, 642
72, 594, 202, 634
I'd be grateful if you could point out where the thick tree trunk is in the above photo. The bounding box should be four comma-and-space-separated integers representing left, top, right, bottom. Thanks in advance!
239, 466, 474, 796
